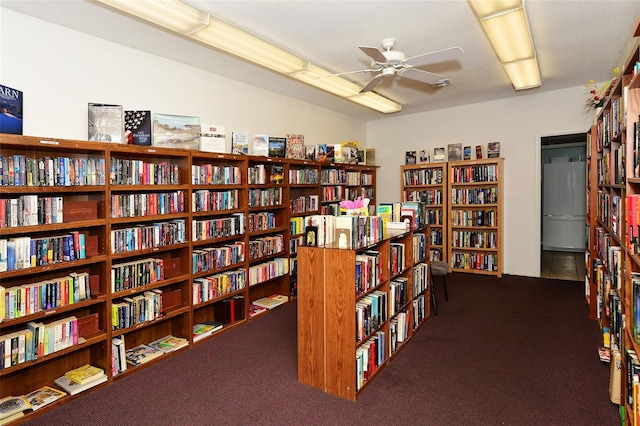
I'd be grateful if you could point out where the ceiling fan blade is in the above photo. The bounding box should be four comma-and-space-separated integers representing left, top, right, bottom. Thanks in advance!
399, 68, 445, 85
318, 68, 375, 78
359, 46, 387, 63
405, 46, 464, 68
360, 73, 385, 93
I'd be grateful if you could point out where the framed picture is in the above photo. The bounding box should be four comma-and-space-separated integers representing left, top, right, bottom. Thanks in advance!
305, 226, 318, 246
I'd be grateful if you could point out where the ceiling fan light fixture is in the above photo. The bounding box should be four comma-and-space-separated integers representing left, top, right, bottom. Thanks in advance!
468, 0, 542, 90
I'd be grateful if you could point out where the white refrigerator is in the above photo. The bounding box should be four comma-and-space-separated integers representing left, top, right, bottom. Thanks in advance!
542, 161, 586, 251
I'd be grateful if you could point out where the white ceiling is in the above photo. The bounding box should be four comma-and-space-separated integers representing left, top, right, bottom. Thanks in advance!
3, 0, 640, 121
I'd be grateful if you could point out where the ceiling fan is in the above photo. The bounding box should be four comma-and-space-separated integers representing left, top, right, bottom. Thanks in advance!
329, 38, 464, 93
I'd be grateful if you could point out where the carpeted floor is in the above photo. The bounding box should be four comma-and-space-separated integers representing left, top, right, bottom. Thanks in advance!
23, 273, 619, 426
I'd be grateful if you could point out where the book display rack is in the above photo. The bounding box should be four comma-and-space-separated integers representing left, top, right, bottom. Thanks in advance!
584, 19, 640, 420
0, 134, 377, 422
296, 227, 430, 401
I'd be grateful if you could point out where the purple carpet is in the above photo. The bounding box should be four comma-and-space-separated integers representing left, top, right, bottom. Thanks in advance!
23, 273, 619, 425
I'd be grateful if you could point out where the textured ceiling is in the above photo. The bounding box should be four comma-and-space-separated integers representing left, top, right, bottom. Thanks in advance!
3, 0, 640, 121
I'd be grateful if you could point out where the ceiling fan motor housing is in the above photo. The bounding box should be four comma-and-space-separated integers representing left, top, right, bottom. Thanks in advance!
381, 50, 406, 65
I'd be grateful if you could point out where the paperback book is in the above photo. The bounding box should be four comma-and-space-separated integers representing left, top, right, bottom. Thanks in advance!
232, 131, 249, 155
125, 343, 164, 366
488, 141, 501, 158
433, 147, 445, 162
200, 124, 226, 153
53, 372, 107, 396
152, 113, 200, 150
286, 134, 305, 159
148, 335, 188, 353
252, 134, 269, 156
0, 84, 23, 135
252, 294, 288, 310
0, 396, 30, 420
268, 136, 287, 158
405, 151, 417, 165
24, 386, 66, 411
447, 143, 462, 161
64, 364, 104, 385
193, 322, 223, 342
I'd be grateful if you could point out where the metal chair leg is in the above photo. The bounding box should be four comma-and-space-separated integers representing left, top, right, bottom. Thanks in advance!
443, 275, 448, 302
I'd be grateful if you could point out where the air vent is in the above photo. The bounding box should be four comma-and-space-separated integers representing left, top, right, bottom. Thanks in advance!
433, 79, 452, 87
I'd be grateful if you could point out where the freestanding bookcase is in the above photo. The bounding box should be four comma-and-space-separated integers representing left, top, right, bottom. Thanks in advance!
297, 227, 430, 400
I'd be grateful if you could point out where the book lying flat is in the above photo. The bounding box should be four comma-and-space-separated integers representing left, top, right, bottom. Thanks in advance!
64, 364, 105, 385
0, 396, 31, 420
252, 294, 288, 310
148, 335, 188, 353
24, 386, 67, 411
192, 322, 223, 342
125, 343, 164, 365
54, 373, 107, 396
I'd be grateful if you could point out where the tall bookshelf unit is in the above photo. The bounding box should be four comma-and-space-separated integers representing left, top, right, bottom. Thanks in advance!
447, 158, 503, 277
296, 228, 430, 400
584, 18, 640, 421
400, 163, 448, 262
0, 133, 377, 422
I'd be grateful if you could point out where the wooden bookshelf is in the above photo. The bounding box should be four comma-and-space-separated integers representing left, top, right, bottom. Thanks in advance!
0, 133, 378, 422
400, 163, 447, 263
584, 18, 640, 422
447, 158, 503, 277
297, 227, 430, 401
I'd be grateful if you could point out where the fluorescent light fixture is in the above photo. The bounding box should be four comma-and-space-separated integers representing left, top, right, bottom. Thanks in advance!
96, 0, 401, 113
97, 0, 209, 35
468, 0, 541, 90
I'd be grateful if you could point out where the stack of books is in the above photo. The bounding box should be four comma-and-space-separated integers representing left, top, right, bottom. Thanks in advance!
54, 364, 107, 396
252, 294, 288, 310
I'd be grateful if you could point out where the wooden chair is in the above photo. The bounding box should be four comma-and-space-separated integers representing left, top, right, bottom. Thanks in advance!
430, 260, 449, 316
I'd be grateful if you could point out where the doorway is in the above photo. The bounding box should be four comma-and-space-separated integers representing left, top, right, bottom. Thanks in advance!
540, 133, 587, 281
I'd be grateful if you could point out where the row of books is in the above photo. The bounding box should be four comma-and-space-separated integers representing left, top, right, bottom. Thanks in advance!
289, 168, 320, 184
248, 234, 284, 261
192, 269, 246, 305
450, 187, 499, 205
412, 263, 429, 297
412, 294, 427, 329
0, 195, 63, 228
248, 258, 289, 286
321, 185, 344, 202
451, 251, 499, 272
1, 315, 78, 369
111, 190, 186, 218
451, 230, 498, 249
402, 189, 442, 205
389, 278, 409, 316
390, 242, 406, 276
413, 233, 427, 262
335, 216, 384, 249
451, 209, 498, 227
122, 335, 188, 367
355, 330, 386, 391
1, 272, 93, 320
450, 164, 499, 183
402, 167, 443, 186
321, 168, 347, 184
389, 311, 408, 356
191, 164, 241, 185
110, 219, 186, 254
111, 258, 165, 293
192, 213, 245, 241
109, 158, 180, 186
356, 290, 387, 342
345, 171, 363, 186
290, 195, 319, 214
111, 290, 163, 331
248, 212, 276, 233
247, 187, 282, 207
355, 250, 382, 296
192, 189, 238, 212
192, 242, 245, 274
0, 231, 87, 272
0, 154, 106, 187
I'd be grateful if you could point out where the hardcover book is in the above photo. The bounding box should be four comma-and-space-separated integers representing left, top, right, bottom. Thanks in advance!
487, 141, 501, 158
53, 372, 107, 396
475, 145, 485, 159
124, 110, 152, 145
0, 84, 23, 135
232, 131, 249, 155
252, 294, 288, 310
24, 386, 66, 411
463, 146, 472, 160
447, 143, 462, 161
192, 322, 223, 342
88, 103, 124, 143
252, 134, 269, 156
405, 151, 417, 165
268, 137, 287, 158
152, 113, 200, 150
125, 343, 163, 366
286, 134, 305, 159
200, 124, 226, 153
148, 335, 188, 353
433, 147, 445, 162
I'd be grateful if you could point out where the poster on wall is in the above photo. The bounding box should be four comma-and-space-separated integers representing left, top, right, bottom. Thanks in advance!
0, 85, 23, 135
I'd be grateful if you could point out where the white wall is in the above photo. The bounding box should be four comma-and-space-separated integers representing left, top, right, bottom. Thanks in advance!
368, 89, 593, 277
2, 9, 596, 278
0, 9, 366, 145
